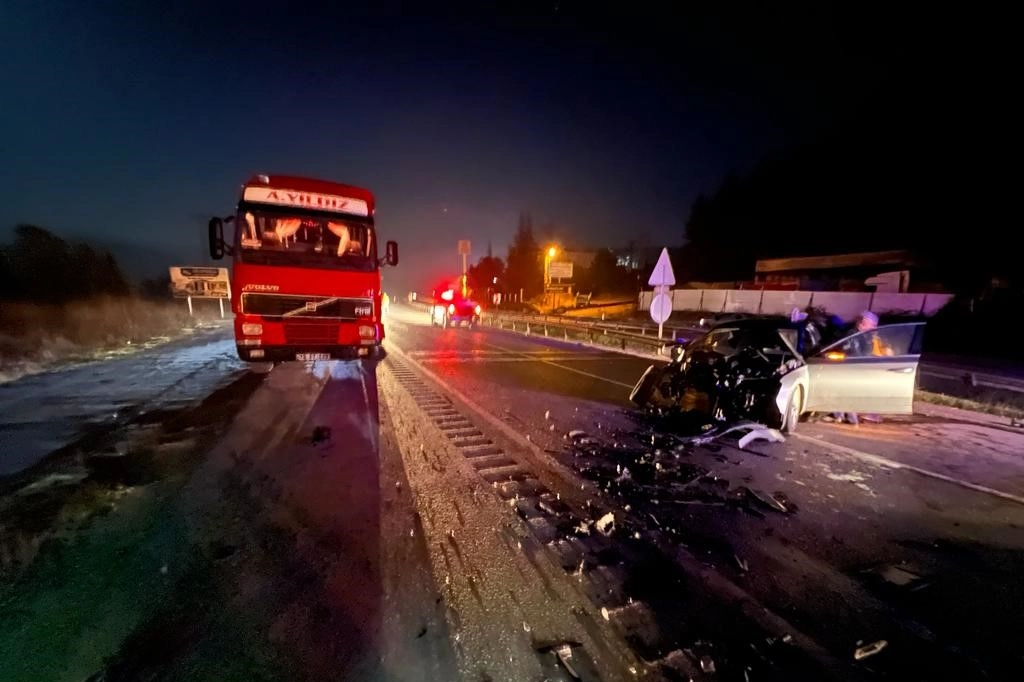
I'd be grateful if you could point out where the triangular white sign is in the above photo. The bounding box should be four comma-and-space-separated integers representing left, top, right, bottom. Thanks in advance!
647, 247, 676, 287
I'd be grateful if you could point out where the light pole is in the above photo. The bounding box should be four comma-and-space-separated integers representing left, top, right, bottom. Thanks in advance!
543, 245, 558, 309
544, 245, 557, 288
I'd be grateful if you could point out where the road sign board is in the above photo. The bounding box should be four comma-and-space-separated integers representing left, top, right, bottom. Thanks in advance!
647, 247, 676, 287
548, 261, 574, 279
458, 240, 471, 255
169, 266, 230, 299
650, 292, 673, 325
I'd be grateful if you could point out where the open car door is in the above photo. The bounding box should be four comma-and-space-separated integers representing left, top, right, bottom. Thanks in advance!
803, 322, 925, 415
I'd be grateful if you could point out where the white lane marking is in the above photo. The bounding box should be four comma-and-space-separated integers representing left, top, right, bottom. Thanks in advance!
480, 340, 635, 389
793, 432, 1024, 507
405, 349, 612, 359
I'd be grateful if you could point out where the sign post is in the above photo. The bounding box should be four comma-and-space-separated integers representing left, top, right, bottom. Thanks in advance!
647, 248, 677, 340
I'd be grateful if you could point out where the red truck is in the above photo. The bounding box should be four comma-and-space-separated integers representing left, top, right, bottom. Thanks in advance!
207, 174, 398, 362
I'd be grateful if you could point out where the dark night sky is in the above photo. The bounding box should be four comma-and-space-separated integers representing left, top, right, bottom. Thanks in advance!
0, 1, 1002, 290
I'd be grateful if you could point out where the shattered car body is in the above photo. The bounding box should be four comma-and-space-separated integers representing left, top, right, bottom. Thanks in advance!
631, 318, 926, 432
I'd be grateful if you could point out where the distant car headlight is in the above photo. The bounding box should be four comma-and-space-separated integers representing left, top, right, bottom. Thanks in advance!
448, 304, 455, 314
242, 323, 262, 335
474, 305, 481, 314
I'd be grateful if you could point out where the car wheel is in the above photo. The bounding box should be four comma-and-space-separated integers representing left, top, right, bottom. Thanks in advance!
782, 386, 803, 433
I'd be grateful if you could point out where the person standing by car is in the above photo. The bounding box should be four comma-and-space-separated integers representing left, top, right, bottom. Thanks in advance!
830, 311, 883, 424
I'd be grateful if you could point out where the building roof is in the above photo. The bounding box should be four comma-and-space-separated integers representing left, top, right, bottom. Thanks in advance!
755, 250, 916, 274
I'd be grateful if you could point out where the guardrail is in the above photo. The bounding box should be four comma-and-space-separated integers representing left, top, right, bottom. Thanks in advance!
482, 310, 683, 358
485, 310, 700, 340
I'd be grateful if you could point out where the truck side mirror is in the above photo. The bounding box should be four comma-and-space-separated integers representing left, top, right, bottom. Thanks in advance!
208, 217, 224, 260
384, 240, 399, 266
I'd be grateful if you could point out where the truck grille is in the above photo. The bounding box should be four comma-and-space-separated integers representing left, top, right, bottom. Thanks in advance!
283, 322, 339, 345
241, 293, 372, 319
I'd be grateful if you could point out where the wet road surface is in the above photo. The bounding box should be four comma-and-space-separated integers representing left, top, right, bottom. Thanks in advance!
3, 304, 1023, 681
381, 303, 1024, 680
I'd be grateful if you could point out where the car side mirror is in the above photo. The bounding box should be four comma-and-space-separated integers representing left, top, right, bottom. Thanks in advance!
384, 240, 399, 267
208, 217, 224, 260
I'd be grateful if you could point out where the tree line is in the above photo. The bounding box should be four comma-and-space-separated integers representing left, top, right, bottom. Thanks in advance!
677, 115, 1020, 294
465, 213, 639, 301
0, 224, 170, 303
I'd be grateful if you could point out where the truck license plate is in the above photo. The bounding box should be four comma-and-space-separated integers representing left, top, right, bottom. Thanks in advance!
296, 353, 330, 361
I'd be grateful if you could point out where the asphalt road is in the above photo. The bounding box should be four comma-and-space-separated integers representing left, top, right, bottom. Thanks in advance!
383, 302, 1024, 681
3, 305, 1023, 681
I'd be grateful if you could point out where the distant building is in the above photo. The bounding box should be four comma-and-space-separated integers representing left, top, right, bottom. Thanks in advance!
614, 246, 665, 271
754, 250, 945, 292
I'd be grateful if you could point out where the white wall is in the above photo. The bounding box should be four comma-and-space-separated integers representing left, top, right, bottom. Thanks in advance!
638, 288, 953, 320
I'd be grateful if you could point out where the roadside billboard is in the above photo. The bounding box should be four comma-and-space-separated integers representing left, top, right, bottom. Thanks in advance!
169, 267, 230, 299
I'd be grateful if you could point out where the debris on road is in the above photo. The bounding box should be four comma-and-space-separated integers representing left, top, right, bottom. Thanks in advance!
737, 428, 785, 450
553, 643, 582, 679
310, 425, 332, 444
854, 639, 888, 660
746, 488, 790, 514
595, 512, 616, 536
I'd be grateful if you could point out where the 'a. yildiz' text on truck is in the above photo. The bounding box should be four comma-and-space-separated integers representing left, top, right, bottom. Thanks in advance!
208, 174, 398, 362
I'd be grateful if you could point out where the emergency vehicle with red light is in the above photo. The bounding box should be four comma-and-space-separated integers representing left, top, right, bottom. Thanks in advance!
429, 284, 481, 328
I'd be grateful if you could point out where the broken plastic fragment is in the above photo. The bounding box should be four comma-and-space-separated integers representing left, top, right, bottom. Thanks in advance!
700, 655, 716, 673
554, 644, 581, 679
595, 512, 615, 535
854, 639, 887, 660
738, 428, 785, 449
601, 606, 610, 620
545, 410, 551, 420
735, 554, 749, 572
748, 488, 789, 513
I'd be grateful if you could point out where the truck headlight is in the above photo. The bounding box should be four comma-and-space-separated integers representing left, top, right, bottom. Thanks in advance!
242, 323, 262, 335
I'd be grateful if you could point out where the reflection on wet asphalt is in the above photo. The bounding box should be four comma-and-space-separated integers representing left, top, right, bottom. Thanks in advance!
382, 303, 1024, 681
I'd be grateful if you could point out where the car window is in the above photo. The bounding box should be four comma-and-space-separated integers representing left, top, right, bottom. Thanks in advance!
833, 324, 921, 358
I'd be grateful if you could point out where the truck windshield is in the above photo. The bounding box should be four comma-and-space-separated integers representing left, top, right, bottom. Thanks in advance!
237, 209, 376, 271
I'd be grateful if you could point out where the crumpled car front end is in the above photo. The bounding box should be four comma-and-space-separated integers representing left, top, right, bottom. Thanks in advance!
631, 320, 809, 430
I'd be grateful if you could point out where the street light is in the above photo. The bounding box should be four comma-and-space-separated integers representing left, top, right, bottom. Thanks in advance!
544, 245, 558, 289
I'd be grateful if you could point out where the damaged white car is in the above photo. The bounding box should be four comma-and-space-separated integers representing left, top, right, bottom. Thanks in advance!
630, 317, 926, 432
